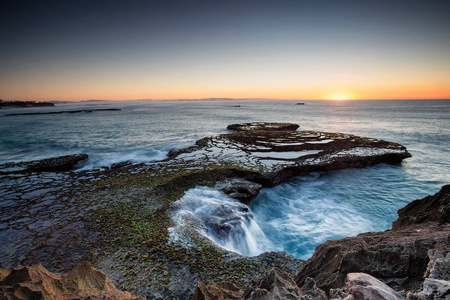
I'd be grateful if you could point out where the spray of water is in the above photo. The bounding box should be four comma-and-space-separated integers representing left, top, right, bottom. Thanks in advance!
171, 186, 274, 256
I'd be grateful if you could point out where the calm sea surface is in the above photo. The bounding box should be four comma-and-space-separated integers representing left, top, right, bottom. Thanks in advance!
1, 99, 449, 259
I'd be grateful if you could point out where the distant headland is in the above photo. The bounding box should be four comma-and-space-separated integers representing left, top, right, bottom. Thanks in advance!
0, 100, 54, 108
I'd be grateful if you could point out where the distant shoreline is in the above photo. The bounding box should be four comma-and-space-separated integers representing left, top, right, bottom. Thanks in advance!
0, 100, 54, 109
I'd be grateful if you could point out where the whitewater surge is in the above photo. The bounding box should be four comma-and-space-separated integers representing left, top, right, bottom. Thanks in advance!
170, 186, 274, 256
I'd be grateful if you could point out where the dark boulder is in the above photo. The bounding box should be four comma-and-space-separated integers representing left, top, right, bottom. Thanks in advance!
393, 184, 450, 229
221, 179, 263, 204
0, 154, 88, 174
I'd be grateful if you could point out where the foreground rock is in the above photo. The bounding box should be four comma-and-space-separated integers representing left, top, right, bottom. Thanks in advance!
191, 281, 243, 300
0, 261, 144, 299
0, 153, 88, 173
242, 268, 303, 299
295, 185, 450, 295
345, 273, 403, 300
406, 243, 450, 299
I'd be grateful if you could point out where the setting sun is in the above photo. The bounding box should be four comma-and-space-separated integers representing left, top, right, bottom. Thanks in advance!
329, 93, 351, 101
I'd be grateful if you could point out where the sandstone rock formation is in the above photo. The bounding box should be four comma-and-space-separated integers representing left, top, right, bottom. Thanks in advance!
191, 281, 243, 300
345, 273, 403, 300
295, 185, 450, 295
0, 261, 144, 300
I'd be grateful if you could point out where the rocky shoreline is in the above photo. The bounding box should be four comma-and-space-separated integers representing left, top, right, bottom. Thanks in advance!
1, 122, 446, 299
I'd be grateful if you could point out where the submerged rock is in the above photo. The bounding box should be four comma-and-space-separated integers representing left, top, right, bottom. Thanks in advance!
0, 261, 144, 299
0, 153, 88, 173
295, 185, 450, 295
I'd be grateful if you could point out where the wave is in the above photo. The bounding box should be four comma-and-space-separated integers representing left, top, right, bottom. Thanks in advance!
170, 186, 274, 256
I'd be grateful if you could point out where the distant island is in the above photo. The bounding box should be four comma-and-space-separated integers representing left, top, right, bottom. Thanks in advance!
0, 100, 54, 108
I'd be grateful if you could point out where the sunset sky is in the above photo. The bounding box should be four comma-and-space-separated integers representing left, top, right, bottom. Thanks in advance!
1, 0, 449, 101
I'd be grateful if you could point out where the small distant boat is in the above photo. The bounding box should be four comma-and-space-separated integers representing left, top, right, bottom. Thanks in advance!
296, 102, 305, 105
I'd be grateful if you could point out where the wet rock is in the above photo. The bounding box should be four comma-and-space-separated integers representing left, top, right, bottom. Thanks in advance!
221, 179, 263, 204
111, 160, 133, 169
191, 281, 243, 300
0, 154, 88, 174
169, 125, 411, 189
227, 122, 300, 132
393, 184, 450, 229
242, 268, 303, 299
346, 273, 403, 300
295, 185, 450, 295
0, 261, 144, 299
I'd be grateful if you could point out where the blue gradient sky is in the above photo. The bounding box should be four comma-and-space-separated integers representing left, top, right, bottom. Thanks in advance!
1, 0, 449, 101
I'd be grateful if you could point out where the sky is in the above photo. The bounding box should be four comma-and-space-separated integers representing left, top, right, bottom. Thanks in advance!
1, 0, 450, 101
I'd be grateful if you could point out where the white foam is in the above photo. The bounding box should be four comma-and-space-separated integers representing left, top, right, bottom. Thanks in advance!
170, 186, 273, 256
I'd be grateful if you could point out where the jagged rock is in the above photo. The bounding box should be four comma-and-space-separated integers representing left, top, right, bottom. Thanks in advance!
406, 243, 450, 300
295, 185, 450, 295
0, 261, 144, 300
346, 273, 403, 300
301, 277, 328, 300
221, 179, 263, 204
393, 184, 450, 229
242, 268, 303, 299
227, 122, 300, 132
191, 281, 243, 300
0, 154, 88, 173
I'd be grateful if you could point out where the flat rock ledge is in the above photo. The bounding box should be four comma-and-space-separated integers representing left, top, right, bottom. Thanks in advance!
0, 153, 88, 174
167, 123, 411, 202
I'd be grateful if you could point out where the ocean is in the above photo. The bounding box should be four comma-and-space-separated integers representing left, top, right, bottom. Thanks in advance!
1, 99, 449, 259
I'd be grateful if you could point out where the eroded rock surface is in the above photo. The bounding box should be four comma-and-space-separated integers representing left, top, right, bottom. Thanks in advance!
169, 127, 411, 191
0, 261, 144, 299
295, 185, 450, 295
